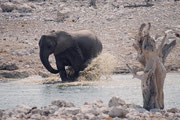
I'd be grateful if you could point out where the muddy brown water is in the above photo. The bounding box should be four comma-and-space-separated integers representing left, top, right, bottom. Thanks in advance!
0, 73, 180, 109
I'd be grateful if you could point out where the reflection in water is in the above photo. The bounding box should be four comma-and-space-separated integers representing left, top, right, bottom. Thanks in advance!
0, 73, 179, 109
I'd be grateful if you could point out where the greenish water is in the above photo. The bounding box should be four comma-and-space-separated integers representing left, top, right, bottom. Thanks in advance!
0, 73, 180, 109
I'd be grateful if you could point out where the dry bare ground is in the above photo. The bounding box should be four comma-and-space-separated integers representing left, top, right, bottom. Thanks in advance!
0, 0, 180, 80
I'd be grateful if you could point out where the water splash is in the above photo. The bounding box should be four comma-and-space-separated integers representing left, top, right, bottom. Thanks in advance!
14, 53, 117, 84
78, 53, 117, 81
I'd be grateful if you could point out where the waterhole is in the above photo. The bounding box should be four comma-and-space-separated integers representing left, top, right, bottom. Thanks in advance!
0, 53, 179, 109
0, 73, 179, 109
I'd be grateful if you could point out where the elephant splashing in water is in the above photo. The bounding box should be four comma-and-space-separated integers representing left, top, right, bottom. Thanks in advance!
39, 30, 102, 82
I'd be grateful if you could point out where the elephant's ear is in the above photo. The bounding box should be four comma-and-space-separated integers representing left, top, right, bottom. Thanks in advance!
54, 31, 74, 55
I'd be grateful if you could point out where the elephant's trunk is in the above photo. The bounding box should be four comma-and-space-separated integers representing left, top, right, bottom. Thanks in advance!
40, 50, 59, 74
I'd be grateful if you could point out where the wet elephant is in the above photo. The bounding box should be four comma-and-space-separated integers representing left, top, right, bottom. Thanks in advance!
39, 30, 102, 82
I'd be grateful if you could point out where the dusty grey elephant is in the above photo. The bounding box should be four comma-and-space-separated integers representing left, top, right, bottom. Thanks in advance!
39, 30, 102, 82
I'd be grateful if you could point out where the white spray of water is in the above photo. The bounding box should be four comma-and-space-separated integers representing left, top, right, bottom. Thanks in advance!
78, 53, 117, 81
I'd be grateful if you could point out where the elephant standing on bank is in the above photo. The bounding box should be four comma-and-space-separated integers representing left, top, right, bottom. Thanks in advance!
39, 30, 102, 82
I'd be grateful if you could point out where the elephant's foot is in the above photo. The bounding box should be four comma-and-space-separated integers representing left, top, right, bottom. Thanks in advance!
61, 76, 76, 83
43, 81, 63, 84
60, 79, 71, 83
67, 73, 79, 82
65, 77, 77, 82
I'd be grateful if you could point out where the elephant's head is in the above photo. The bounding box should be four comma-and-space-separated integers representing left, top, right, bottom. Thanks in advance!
39, 31, 74, 74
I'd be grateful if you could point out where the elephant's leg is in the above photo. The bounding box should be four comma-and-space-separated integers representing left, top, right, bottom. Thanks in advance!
68, 61, 90, 81
65, 64, 82, 81
66, 67, 79, 81
59, 68, 68, 82
56, 62, 68, 82
71, 70, 80, 81
80, 63, 88, 70
80, 60, 91, 70
67, 57, 82, 81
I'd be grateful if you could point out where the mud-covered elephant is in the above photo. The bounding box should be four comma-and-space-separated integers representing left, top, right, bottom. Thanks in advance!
39, 30, 102, 82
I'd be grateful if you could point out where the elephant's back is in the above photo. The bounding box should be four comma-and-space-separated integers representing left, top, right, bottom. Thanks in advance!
72, 30, 102, 60
71, 30, 97, 40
